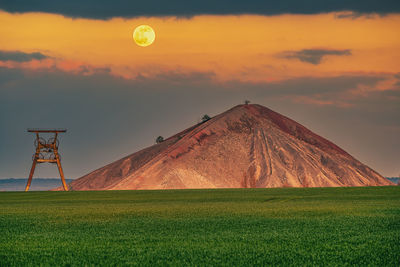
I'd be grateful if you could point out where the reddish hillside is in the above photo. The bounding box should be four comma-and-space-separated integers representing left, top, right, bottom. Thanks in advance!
65, 104, 393, 190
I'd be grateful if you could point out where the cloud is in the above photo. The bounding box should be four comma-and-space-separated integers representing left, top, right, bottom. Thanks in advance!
253, 75, 383, 96
0, 50, 49, 62
280, 49, 352, 65
1, 1, 399, 19
334, 11, 384, 19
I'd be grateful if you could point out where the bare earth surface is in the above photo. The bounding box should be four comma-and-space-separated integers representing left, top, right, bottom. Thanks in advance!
66, 104, 392, 190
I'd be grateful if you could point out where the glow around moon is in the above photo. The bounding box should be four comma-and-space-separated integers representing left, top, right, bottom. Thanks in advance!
133, 25, 155, 47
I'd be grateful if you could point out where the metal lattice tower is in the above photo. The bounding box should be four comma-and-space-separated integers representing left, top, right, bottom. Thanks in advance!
25, 129, 68, 191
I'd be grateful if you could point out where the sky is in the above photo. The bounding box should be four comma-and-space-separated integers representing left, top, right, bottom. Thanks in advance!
0, 1, 399, 179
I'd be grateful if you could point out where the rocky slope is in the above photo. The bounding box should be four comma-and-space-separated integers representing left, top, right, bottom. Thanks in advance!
65, 104, 393, 190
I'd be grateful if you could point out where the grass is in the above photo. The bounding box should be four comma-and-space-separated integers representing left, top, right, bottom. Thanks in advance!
0, 187, 399, 266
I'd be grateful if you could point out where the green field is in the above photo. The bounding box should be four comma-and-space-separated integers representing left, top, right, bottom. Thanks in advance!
0, 187, 399, 266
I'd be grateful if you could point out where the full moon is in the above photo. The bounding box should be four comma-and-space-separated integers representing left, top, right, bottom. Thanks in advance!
133, 25, 155, 47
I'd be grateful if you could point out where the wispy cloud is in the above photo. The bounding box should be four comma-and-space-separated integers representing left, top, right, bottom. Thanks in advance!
0, 50, 49, 62
334, 11, 384, 20
280, 49, 352, 65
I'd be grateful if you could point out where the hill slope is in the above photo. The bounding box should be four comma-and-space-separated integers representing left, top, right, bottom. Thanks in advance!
66, 104, 392, 190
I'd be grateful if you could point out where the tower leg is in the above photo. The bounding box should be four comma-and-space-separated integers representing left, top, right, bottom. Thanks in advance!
56, 156, 68, 191
25, 159, 37, 192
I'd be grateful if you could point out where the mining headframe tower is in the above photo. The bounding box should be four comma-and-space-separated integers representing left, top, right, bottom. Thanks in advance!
25, 128, 68, 191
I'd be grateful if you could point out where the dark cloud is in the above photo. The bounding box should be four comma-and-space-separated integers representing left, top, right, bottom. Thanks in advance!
0, 50, 49, 62
1, 0, 399, 19
280, 49, 352, 65
334, 11, 384, 19
0, 67, 399, 179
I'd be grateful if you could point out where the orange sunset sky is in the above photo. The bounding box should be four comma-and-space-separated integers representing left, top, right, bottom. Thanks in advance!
1, 11, 399, 82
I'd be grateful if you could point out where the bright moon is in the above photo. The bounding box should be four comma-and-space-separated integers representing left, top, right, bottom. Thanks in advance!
133, 25, 155, 47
